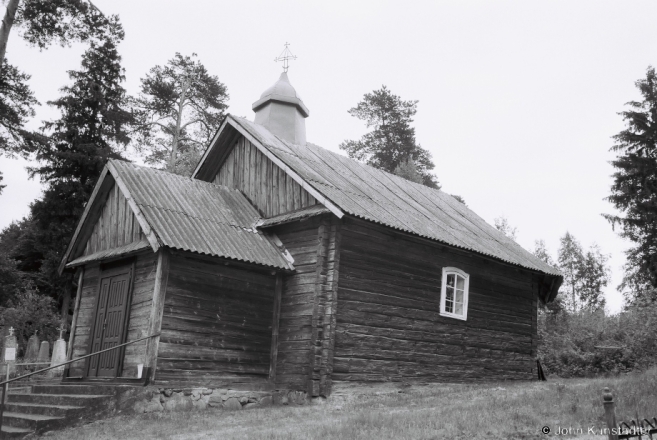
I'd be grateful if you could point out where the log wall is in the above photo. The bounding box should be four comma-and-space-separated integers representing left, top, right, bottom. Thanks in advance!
155, 252, 276, 387
83, 182, 143, 256
68, 252, 157, 377
333, 217, 538, 383
213, 137, 318, 217
272, 215, 341, 395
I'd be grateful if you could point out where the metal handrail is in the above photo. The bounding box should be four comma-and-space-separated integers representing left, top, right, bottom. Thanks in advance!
0, 333, 159, 434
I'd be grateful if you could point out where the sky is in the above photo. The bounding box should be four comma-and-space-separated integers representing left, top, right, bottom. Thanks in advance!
2, 0, 656, 313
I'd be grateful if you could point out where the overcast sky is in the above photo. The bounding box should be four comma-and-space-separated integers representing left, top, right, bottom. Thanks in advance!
2, 1, 655, 313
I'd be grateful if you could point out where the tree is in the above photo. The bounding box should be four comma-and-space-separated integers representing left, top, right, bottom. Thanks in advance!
0, 59, 38, 156
393, 157, 423, 184
340, 86, 439, 188
605, 66, 657, 302
557, 232, 609, 312
131, 53, 228, 175
533, 239, 555, 267
13, 22, 131, 313
494, 215, 517, 241
1, 0, 110, 67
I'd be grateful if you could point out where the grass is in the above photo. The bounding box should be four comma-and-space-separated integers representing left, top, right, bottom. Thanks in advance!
38, 368, 657, 440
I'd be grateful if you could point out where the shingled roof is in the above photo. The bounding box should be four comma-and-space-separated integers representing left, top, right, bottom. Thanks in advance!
196, 115, 561, 280
62, 160, 294, 271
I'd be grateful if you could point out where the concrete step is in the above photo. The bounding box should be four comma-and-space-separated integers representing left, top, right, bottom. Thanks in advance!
4, 402, 83, 417
8, 393, 108, 407
32, 384, 116, 396
0, 425, 33, 439
2, 411, 65, 431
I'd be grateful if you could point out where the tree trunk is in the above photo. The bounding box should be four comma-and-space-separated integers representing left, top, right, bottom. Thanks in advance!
0, 0, 21, 68
168, 77, 191, 171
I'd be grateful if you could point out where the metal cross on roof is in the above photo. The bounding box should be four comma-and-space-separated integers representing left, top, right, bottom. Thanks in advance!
274, 42, 297, 73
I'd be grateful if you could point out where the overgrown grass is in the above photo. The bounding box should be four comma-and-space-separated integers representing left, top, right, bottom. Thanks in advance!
39, 368, 657, 440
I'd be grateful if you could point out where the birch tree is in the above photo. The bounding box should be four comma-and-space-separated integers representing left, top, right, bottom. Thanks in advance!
131, 53, 228, 175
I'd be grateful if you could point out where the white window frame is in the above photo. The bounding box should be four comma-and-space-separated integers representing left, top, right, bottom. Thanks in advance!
440, 267, 470, 321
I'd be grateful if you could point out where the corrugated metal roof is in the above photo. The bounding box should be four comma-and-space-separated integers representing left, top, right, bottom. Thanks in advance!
109, 160, 294, 270
230, 116, 561, 277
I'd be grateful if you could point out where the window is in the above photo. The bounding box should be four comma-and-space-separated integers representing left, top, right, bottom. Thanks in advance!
440, 267, 469, 320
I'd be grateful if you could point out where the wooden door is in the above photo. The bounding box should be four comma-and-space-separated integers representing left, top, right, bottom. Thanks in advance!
88, 271, 131, 377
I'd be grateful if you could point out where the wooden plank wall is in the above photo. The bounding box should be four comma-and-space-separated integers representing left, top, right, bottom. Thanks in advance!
68, 253, 157, 377
155, 253, 276, 387
213, 137, 318, 217
333, 218, 537, 383
83, 182, 143, 256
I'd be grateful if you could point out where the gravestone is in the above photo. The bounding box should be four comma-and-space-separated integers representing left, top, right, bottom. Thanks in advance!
2, 327, 18, 377
25, 331, 40, 362
48, 325, 67, 378
37, 341, 50, 363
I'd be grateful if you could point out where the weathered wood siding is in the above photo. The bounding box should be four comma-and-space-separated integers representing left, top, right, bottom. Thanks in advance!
83, 182, 143, 256
333, 218, 537, 383
213, 137, 318, 217
68, 253, 157, 377
155, 252, 276, 386
272, 216, 341, 395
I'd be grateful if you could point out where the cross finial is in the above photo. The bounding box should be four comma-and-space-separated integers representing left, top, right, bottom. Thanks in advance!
8, 327, 13, 337
274, 42, 297, 73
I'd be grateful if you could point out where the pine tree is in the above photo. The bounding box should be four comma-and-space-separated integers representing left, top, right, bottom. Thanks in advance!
605, 66, 657, 301
131, 53, 228, 175
340, 86, 439, 188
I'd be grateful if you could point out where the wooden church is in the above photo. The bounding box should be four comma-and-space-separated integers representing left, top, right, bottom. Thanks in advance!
59, 69, 562, 398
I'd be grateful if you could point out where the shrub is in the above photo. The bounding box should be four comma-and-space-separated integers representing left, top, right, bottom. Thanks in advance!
538, 305, 657, 377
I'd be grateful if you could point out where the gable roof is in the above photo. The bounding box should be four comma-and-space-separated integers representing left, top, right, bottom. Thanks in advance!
60, 160, 295, 272
195, 115, 562, 283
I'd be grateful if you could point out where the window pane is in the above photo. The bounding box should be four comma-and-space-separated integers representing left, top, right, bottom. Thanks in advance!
456, 275, 465, 290
445, 300, 453, 313
454, 302, 463, 315
447, 274, 455, 288
446, 286, 454, 301
455, 290, 463, 304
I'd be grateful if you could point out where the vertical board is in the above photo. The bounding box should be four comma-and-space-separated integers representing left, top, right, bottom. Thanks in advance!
83, 182, 143, 257
332, 218, 537, 384
213, 137, 318, 217
68, 253, 158, 378
154, 252, 276, 387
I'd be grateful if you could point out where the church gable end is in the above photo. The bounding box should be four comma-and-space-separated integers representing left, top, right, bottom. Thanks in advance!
213, 136, 318, 217
82, 182, 144, 257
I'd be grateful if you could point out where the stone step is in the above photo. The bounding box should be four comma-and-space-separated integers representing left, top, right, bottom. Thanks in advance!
8, 393, 108, 407
4, 402, 83, 417
32, 384, 116, 396
0, 425, 33, 439
2, 411, 65, 431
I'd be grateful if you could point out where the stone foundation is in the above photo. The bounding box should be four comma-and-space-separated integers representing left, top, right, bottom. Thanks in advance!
130, 387, 308, 414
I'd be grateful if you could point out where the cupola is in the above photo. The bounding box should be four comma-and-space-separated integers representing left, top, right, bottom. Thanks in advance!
252, 71, 309, 146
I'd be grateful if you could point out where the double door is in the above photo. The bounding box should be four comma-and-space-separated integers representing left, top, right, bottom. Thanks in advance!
87, 269, 132, 377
